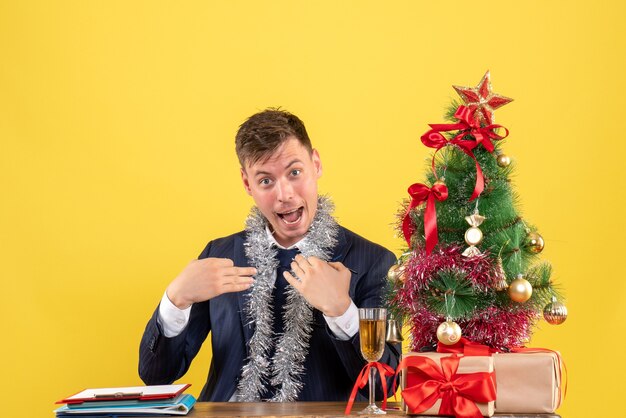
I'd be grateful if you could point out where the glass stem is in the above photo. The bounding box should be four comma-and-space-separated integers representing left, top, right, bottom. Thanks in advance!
368, 366, 376, 408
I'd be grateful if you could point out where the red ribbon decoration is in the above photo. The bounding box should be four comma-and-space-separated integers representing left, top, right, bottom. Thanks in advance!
344, 361, 396, 416
437, 337, 497, 357
429, 105, 509, 153
402, 182, 448, 254
397, 354, 496, 418
421, 105, 509, 201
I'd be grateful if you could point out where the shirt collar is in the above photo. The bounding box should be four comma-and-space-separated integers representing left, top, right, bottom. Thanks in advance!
265, 225, 306, 250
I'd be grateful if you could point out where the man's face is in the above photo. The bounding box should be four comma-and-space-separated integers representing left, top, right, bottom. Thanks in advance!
241, 137, 322, 248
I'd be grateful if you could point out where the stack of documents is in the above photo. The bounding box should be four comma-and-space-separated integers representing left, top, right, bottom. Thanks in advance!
54, 384, 196, 416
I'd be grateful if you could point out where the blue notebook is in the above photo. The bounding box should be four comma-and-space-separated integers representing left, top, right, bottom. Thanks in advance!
54, 393, 196, 416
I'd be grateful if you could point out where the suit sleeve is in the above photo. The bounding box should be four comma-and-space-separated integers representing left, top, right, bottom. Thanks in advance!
138, 242, 213, 385
327, 249, 401, 399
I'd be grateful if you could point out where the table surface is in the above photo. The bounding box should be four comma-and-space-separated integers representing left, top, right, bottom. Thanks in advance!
186, 402, 561, 417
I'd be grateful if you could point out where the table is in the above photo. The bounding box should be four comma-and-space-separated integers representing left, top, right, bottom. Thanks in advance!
186, 402, 561, 417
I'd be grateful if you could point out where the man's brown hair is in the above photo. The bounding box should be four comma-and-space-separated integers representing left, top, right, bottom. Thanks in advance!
235, 108, 312, 167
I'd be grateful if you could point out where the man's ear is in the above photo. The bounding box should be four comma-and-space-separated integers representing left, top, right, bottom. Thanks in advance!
241, 167, 253, 196
312, 149, 323, 179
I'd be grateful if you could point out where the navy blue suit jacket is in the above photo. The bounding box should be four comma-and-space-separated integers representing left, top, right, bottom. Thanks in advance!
139, 225, 400, 401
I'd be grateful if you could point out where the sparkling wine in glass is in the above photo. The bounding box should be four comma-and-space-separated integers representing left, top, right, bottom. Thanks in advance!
358, 308, 387, 415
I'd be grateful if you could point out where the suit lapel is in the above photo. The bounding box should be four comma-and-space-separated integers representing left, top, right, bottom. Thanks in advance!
330, 226, 352, 265
330, 226, 359, 300
233, 233, 255, 345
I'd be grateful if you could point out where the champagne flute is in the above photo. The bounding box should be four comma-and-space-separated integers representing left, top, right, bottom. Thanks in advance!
358, 308, 387, 415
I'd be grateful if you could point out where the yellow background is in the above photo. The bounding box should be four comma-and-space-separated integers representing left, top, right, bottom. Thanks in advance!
1, 1, 624, 417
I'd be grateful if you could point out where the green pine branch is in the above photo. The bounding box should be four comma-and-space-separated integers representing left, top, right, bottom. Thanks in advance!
424, 268, 491, 319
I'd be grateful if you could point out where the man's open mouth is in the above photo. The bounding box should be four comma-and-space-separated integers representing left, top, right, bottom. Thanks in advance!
277, 207, 304, 225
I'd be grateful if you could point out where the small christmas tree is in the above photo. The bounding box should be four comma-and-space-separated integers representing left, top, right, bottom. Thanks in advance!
388, 71, 568, 352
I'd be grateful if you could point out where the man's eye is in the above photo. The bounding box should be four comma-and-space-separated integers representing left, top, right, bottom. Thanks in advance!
259, 178, 271, 185
291, 169, 301, 176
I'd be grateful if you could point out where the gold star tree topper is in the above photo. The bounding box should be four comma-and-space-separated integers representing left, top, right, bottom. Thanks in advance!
453, 71, 513, 125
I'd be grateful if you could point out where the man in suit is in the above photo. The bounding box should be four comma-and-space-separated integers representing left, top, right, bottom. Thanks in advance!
139, 109, 400, 402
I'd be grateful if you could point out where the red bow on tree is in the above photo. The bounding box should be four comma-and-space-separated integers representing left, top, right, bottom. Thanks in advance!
397, 355, 496, 418
429, 105, 509, 153
402, 182, 448, 254
420, 105, 509, 201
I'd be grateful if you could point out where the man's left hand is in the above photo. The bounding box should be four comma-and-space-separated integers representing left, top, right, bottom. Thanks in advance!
283, 255, 352, 317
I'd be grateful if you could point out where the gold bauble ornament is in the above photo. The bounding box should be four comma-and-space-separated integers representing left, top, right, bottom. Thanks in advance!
433, 178, 447, 187
436, 320, 462, 345
387, 264, 406, 283
496, 152, 511, 167
508, 274, 533, 303
543, 297, 568, 325
525, 232, 545, 254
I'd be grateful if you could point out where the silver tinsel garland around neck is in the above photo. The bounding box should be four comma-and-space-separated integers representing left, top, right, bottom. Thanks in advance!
236, 196, 339, 402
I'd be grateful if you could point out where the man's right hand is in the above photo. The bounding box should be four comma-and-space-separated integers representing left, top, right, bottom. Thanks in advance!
166, 258, 256, 309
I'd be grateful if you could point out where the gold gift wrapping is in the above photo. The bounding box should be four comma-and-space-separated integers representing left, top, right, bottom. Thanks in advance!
492, 351, 563, 413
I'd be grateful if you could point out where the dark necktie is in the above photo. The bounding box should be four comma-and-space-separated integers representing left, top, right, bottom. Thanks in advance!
262, 247, 299, 400
273, 247, 300, 336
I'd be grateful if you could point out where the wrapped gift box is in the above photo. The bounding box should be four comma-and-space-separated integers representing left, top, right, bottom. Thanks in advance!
493, 351, 563, 414
400, 352, 495, 417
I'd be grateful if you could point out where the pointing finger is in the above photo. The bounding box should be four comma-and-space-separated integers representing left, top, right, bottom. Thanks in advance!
224, 266, 257, 277
222, 281, 254, 293
222, 276, 254, 285
290, 260, 306, 279
283, 271, 302, 290
305, 256, 323, 267
294, 254, 313, 267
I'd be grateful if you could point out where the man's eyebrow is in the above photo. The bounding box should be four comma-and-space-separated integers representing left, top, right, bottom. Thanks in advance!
284, 159, 302, 169
252, 159, 303, 178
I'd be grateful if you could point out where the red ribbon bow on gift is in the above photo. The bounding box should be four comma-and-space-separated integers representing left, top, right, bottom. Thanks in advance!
397, 354, 496, 418
402, 182, 448, 254
344, 361, 395, 416
421, 105, 509, 201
